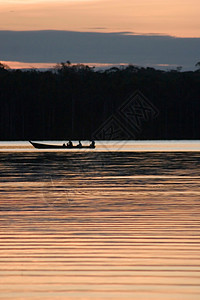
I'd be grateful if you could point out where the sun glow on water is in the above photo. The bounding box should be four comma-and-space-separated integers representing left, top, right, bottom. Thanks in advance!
0, 150, 200, 299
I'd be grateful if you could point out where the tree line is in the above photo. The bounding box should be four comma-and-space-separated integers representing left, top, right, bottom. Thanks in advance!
0, 61, 200, 140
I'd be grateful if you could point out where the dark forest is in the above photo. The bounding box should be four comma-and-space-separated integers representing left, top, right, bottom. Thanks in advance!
0, 62, 200, 141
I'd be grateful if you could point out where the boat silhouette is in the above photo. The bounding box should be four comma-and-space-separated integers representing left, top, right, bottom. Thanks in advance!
29, 141, 95, 149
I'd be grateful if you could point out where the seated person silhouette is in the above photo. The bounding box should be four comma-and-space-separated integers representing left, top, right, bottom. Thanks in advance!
90, 140, 95, 147
77, 140, 82, 147
67, 140, 73, 147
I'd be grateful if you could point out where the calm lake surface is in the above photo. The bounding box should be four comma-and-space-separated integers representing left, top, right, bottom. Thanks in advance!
0, 141, 200, 299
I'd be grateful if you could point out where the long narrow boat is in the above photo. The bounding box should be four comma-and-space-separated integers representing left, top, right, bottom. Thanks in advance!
29, 141, 95, 149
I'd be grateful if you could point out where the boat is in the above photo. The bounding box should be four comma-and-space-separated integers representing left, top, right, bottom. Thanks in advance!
29, 141, 95, 149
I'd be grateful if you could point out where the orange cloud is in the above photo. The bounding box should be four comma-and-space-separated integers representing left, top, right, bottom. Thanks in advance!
0, 61, 55, 69
1, 60, 129, 70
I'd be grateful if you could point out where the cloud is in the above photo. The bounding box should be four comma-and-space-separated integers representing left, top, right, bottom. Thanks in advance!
87, 27, 108, 30
1, 0, 200, 37
0, 30, 199, 70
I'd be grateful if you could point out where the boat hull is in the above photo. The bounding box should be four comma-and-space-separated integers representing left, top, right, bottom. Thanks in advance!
29, 141, 95, 149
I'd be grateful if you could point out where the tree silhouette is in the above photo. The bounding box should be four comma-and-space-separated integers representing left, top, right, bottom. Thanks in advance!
0, 62, 10, 70
195, 61, 200, 71
0, 63, 200, 140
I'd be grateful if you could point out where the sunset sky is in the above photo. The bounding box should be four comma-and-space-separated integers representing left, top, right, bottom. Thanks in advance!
0, 0, 200, 69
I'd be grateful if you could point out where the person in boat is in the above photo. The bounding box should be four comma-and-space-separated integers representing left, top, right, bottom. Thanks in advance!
67, 140, 73, 147
77, 140, 82, 147
90, 140, 95, 147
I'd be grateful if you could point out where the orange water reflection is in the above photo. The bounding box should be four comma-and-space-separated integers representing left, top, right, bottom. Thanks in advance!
0, 151, 200, 299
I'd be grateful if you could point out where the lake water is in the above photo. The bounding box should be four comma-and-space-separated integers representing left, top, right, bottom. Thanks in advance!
0, 141, 200, 299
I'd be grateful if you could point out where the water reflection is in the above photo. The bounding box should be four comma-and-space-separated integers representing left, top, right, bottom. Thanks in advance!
0, 151, 200, 299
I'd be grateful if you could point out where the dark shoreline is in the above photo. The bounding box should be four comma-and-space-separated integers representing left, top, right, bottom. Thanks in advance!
0, 63, 200, 141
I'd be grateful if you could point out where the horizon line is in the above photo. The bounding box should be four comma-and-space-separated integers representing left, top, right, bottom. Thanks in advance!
0, 60, 192, 71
